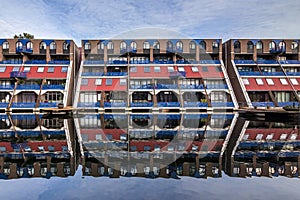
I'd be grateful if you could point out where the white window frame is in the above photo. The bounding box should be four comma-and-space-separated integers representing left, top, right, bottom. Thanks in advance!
242, 78, 249, 85
120, 79, 126, 85
191, 66, 199, 72
167, 66, 174, 72
106, 79, 112, 85
154, 66, 160, 72
37, 67, 44, 73
12, 67, 20, 72
290, 78, 299, 85
47, 67, 55, 73
95, 79, 102, 85
178, 67, 185, 72
256, 78, 264, 85
23, 67, 30, 72
280, 78, 288, 85
0, 66, 6, 72
130, 66, 137, 73
266, 78, 274, 85
81, 79, 88, 85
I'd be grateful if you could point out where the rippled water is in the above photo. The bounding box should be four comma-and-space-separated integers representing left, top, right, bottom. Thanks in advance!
0, 112, 299, 200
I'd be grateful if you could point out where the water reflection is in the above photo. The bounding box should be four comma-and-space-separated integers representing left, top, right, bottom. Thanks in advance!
0, 113, 299, 180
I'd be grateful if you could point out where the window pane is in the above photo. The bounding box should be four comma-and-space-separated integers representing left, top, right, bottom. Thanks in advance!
202, 66, 208, 72
106, 79, 112, 85
120, 79, 126, 85
280, 78, 288, 85
144, 66, 150, 73
242, 78, 249, 85
154, 66, 160, 72
0, 67, 6, 72
95, 79, 102, 85
178, 67, 185, 72
256, 78, 264, 85
81, 79, 88, 85
191, 66, 199, 72
291, 78, 299, 85
61, 67, 68, 72
23, 67, 30, 72
130, 66, 137, 72
48, 67, 55, 73
37, 67, 44, 73
266, 78, 274, 85
167, 67, 174, 72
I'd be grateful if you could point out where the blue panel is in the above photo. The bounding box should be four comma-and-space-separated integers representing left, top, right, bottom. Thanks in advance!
42, 40, 54, 46
18, 39, 30, 45
147, 39, 157, 46
194, 39, 204, 44
82, 40, 89, 44
64, 40, 71, 44
0, 39, 7, 45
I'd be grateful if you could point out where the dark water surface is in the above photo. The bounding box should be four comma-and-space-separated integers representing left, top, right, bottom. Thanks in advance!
0, 113, 299, 200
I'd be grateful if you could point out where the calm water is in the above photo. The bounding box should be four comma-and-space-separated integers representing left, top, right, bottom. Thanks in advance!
0, 112, 300, 200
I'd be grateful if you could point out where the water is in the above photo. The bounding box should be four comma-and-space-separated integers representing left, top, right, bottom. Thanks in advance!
0, 112, 299, 200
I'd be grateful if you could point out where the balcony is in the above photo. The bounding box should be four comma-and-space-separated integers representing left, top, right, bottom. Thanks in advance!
106, 72, 128, 76
25, 60, 47, 64
153, 60, 174, 64
252, 102, 275, 107
157, 102, 180, 107
257, 60, 278, 65
77, 102, 100, 108
234, 60, 256, 65
130, 84, 153, 89
199, 60, 221, 64
211, 102, 234, 107
184, 102, 208, 107
286, 72, 300, 76
107, 60, 127, 65
179, 84, 204, 89
82, 72, 104, 76
0, 102, 8, 108
156, 84, 178, 89
130, 102, 153, 107
239, 71, 261, 76
279, 60, 300, 65
84, 60, 105, 65
206, 84, 228, 89
0, 60, 22, 64
42, 85, 65, 90
104, 102, 126, 107
129, 60, 150, 64
48, 60, 70, 65
277, 102, 299, 107
11, 102, 36, 108
17, 84, 40, 90
10, 72, 27, 78
262, 72, 284, 76
270, 48, 286, 54
0, 85, 14, 90
16, 46, 33, 54
39, 102, 60, 107
169, 71, 186, 78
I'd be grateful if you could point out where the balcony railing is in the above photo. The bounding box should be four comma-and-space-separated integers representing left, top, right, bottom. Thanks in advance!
84, 60, 105, 65
10, 72, 27, 78
16, 46, 33, 54
234, 60, 256, 65
77, 102, 100, 108
286, 72, 300, 76
48, 60, 70, 65
257, 60, 278, 64
157, 102, 180, 107
211, 102, 234, 107
169, 71, 186, 78
11, 102, 36, 108
262, 72, 285, 76
39, 102, 59, 107
107, 60, 127, 65
156, 84, 178, 89
277, 102, 299, 107
130, 85, 154, 89
129, 60, 150, 64
17, 84, 40, 90
153, 60, 174, 64
252, 102, 275, 107
238, 71, 261, 76
199, 60, 221, 64
106, 72, 128, 76
184, 102, 208, 107
25, 60, 47, 64
82, 72, 104, 76
42, 85, 65, 90
206, 84, 228, 89
104, 102, 126, 107
130, 102, 153, 107
0, 60, 22, 64
279, 60, 300, 64
179, 84, 204, 89
0, 85, 14, 90
270, 48, 286, 54
0, 102, 8, 108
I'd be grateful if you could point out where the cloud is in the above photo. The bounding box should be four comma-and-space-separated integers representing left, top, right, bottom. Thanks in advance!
0, 0, 299, 45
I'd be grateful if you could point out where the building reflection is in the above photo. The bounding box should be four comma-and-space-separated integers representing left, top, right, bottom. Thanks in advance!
0, 114, 77, 179
0, 113, 299, 180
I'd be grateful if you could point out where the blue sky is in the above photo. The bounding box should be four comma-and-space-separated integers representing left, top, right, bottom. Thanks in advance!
0, 0, 299, 45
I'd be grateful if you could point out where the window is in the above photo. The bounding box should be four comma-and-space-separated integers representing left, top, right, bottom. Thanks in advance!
120, 79, 126, 85
23, 67, 30, 72
26, 42, 32, 49
189, 41, 196, 50
107, 42, 114, 49
0, 66, 6, 72
106, 79, 112, 85
154, 66, 160, 72
176, 41, 183, 51
16, 41, 22, 48
290, 78, 299, 85
153, 41, 160, 49
234, 41, 241, 49
256, 134, 263, 140
247, 41, 254, 50
144, 146, 151, 151
95, 79, 102, 85
242, 134, 249, 140
191, 66, 199, 72
96, 134, 102, 141
144, 66, 150, 73
256, 78, 264, 85
120, 42, 127, 50
256, 41, 263, 50
269, 41, 276, 50
216, 66, 222, 72
280, 78, 288, 85
40, 42, 46, 50
84, 42, 90, 50
37, 67, 44, 73
2, 41, 9, 49
98, 42, 104, 50
61, 67, 68, 72
266, 78, 274, 85
50, 42, 56, 50
81, 79, 88, 85
167, 66, 174, 72
202, 66, 208, 72
44, 92, 63, 101
167, 41, 173, 50
63, 42, 69, 50
48, 67, 55, 73
130, 41, 137, 50
178, 67, 185, 72
143, 41, 150, 49
266, 134, 274, 140
120, 134, 127, 141
12, 67, 20, 72
212, 41, 219, 48
130, 66, 137, 72
279, 41, 285, 50
199, 41, 206, 50
291, 42, 298, 50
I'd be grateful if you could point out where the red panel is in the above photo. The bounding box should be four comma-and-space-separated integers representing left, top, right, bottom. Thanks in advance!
26, 66, 67, 79
245, 78, 294, 91
81, 129, 127, 140
0, 142, 14, 152
129, 66, 170, 78
199, 66, 224, 78
245, 128, 299, 140
27, 141, 67, 151
0, 66, 14, 78
80, 78, 127, 91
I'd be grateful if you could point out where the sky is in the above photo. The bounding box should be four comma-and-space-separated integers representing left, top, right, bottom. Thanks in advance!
0, 0, 299, 46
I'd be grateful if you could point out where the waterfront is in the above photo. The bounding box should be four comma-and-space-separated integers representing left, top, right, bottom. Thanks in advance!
0, 112, 300, 199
